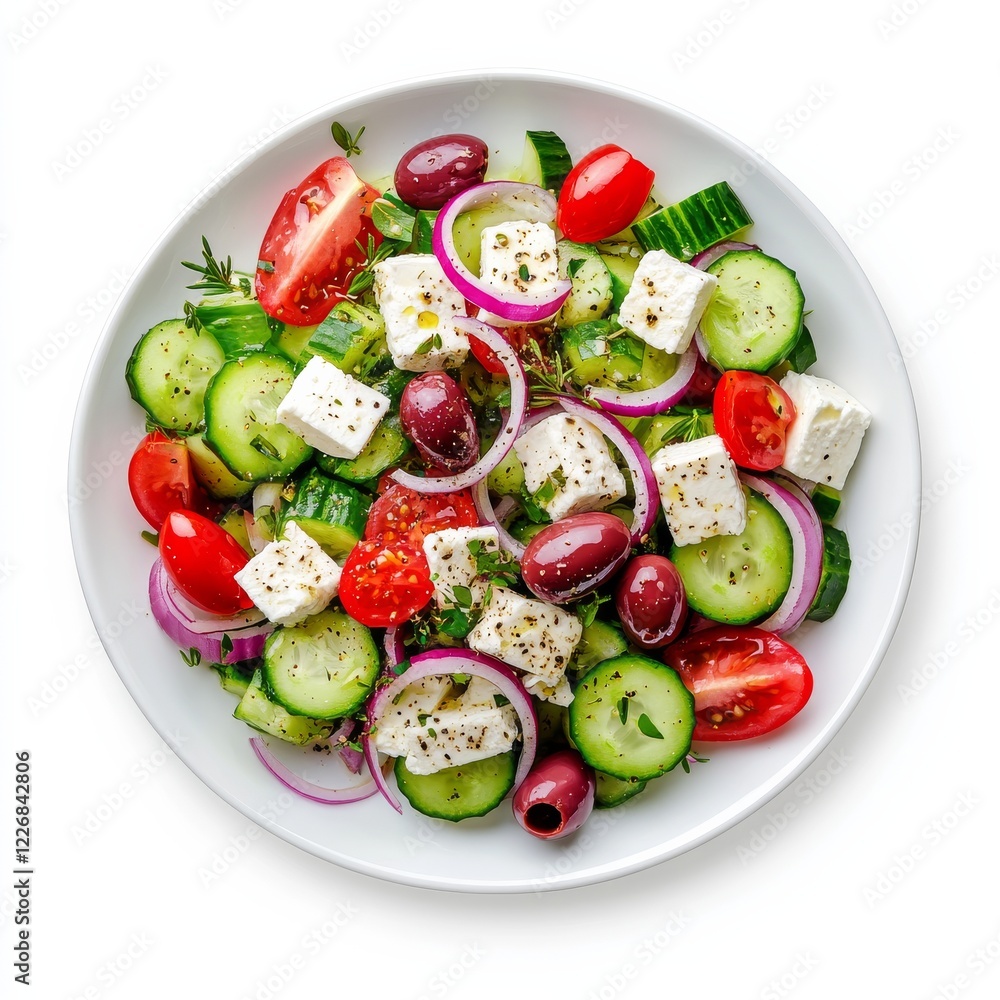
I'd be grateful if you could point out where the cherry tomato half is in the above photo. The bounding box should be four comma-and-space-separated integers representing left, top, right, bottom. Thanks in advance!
713, 370, 796, 471
339, 538, 434, 628
255, 156, 381, 326
664, 625, 813, 741
127, 432, 215, 530
159, 510, 254, 616
365, 484, 479, 546
556, 144, 654, 244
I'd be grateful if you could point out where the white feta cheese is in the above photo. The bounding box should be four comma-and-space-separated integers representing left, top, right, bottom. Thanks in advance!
233, 522, 342, 626
422, 526, 500, 610
651, 433, 747, 546
522, 673, 574, 707
373, 674, 518, 775
618, 249, 717, 354
372, 253, 468, 371
512, 412, 627, 522
466, 586, 582, 688
276, 355, 389, 459
779, 372, 872, 490
479, 219, 559, 301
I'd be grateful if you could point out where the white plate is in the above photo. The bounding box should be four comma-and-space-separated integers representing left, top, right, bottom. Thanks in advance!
68, 70, 919, 892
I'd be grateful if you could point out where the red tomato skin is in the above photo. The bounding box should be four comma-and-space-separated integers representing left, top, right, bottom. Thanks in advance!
128, 432, 215, 530
255, 157, 381, 326
339, 538, 434, 628
713, 371, 796, 471
158, 510, 254, 615
556, 144, 654, 243
365, 484, 478, 546
664, 626, 813, 741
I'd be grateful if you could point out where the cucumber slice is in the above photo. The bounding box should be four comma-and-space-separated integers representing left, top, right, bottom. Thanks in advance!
277, 469, 370, 561
262, 609, 379, 719
631, 181, 753, 261
393, 751, 517, 821
213, 661, 255, 698
314, 413, 410, 484
594, 771, 648, 809
486, 447, 525, 496
572, 619, 628, 673
185, 432, 254, 500
233, 669, 334, 745
306, 302, 387, 378
699, 250, 805, 373
810, 484, 842, 525
636, 408, 714, 457
217, 504, 254, 555
560, 320, 645, 388
125, 318, 225, 433
569, 654, 695, 782
806, 524, 851, 622
517, 130, 573, 192
556, 240, 614, 326
188, 291, 277, 359
271, 322, 318, 364
203, 353, 312, 484
670, 486, 793, 624
598, 242, 643, 310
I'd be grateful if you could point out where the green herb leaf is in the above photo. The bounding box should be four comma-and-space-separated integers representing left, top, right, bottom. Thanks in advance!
140, 530, 159, 547
567, 257, 586, 279
450, 585, 475, 608
576, 591, 611, 628
637, 714, 663, 739
331, 121, 365, 157
220, 633, 234, 659
180, 648, 202, 668
250, 434, 280, 459
256, 259, 275, 273
372, 198, 415, 243
518, 263, 530, 282
617, 695, 629, 725
493, 694, 511, 708
181, 236, 249, 297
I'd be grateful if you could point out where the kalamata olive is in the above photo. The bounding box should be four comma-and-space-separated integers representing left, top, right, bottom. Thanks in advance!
614, 554, 688, 649
399, 372, 479, 473
393, 134, 488, 210
520, 511, 632, 604
512, 749, 596, 841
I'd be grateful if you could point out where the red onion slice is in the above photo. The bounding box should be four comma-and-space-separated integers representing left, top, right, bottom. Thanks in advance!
741, 473, 824, 635
249, 737, 378, 804
383, 626, 407, 668
584, 340, 698, 416
148, 560, 272, 663
472, 478, 526, 560
690, 240, 757, 271
362, 649, 539, 814
552, 396, 659, 544
330, 718, 363, 774
432, 181, 572, 322
390, 318, 528, 494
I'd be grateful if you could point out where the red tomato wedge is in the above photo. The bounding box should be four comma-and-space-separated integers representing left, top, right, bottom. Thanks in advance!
713, 370, 796, 471
255, 156, 381, 326
339, 538, 434, 628
664, 626, 813, 741
127, 432, 215, 530
365, 484, 478, 546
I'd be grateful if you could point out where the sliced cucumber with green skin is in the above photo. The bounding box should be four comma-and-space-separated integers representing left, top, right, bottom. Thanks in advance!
126, 318, 225, 434
518, 130, 573, 192
306, 302, 387, 378
393, 751, 517, 821
262, 609, 379, 719
631, 181, 753, 260
594, 771, 648, 809
233, 669, 334, 745
572, 619, 628, 673
557, 241, 614, 326
670, 486, 793, 624
561, 320, 643, 387
203, 353, 312, 483
810, 483, 842, 525
699, 249, 805, 373
635, 407, 715, 458
486, 447, 525, 496
569, 654, 695, 782
277, 469, 370, 561
213, 661, 256, 698
218, 504, 254, 555
189, 291, 277, 359
315, 413, 410, 485
368, 366, 418, 407
185, 432, 254, 500
271, 322, 318, 364
597, 241, 643, 309
806, 524, 851, 622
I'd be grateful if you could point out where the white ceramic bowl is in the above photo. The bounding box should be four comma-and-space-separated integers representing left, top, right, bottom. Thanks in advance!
68, 70, 920, 892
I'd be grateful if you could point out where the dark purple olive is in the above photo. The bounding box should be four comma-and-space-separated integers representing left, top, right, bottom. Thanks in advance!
393, 134, 488, 210
512, 749, 596, 841
614, 555, 688, 649
521, 512, 632, 604
399, 372, 479, 473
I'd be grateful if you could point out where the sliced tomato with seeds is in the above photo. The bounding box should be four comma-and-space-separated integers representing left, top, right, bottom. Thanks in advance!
127, 431, 217, 530
364, 484, 478, 545
664, 625, 813, 741
713, 370, 795, 471
339, 538, 434, 628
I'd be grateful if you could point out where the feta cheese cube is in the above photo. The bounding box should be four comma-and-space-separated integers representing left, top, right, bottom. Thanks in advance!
512, 412, 627, 521
276, 355, 389, 459
374, 674, 518, 775
779, 372, 872, 490
651, 433, 747, 546
522, 673, 574, 707
372, 254, 468, 371
618, 249, 717, 354
466, 586, 582, 686
233, 522, 342, 626
479, 220, 559, 299
422, 526, 500, 610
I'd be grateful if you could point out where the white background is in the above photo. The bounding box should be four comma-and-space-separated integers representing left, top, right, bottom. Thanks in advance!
3, 0, 998, 997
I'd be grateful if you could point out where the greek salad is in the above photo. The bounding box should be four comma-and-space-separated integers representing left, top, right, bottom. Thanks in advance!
124, 122, 872, 839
